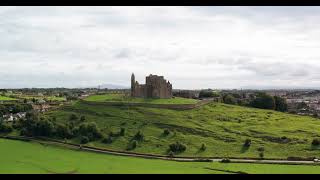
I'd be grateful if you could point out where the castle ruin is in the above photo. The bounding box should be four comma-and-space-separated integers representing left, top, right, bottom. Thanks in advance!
131, 73, 173, 99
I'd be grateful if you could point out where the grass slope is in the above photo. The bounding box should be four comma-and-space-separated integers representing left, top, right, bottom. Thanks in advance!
0, 138, 219, 174
44, 101, 320, 159
84, 93, 198, 104
1, 138, 320, 174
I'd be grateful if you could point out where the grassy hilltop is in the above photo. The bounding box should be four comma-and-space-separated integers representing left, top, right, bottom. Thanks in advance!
84, 93, 199, 104
43, 95, 320, 159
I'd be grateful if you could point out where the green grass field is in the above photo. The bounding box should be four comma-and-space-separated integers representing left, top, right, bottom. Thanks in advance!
84, 93, 199, 104
1, 138, 320, 174
44, 101, 320, 159
0, 95, 17, 101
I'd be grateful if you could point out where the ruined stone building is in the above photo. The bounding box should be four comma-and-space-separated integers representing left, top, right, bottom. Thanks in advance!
131, 73, 173, 99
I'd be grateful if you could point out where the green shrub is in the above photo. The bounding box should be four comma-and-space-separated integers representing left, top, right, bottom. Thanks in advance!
133, 131, 144, 141
102, 136, 113, 144
243, 139, 252, 147
168, 151, 174, 158
128, 140, 138, 150
78, 122, 103, 141
80, 115, 86, 122
312, 139, 320, 146
69, 114, 78, 121
119, 128, 125, 136
257, 147, 265, 152
80, 136, 89, 144
163, 129, 170, 136
169, 142, 187, 153
259, 152, 264, 159
200, 143, 206, 151
55, 124, 73, 139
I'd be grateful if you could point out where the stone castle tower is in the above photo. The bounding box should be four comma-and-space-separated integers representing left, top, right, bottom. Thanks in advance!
131, 73, 172, 99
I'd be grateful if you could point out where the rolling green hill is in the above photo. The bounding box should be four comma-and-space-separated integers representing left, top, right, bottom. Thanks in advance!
1, 138, 320, 174
44, 100, 320, 159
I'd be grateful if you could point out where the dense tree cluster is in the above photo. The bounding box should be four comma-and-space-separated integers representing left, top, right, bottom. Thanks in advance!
12, 112, 103, 145
250, 93, 276, 110
0, 120, 13, 133
0, 104, 32, 116
222, 94, 237, 105
199, 90, 220, 98
274, 96, 288, 112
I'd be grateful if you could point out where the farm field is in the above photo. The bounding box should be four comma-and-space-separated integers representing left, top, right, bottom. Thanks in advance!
0, 95, 17, 101
1, 138, 320, 174
44, 101, 320, 159
84, 93, 199, 104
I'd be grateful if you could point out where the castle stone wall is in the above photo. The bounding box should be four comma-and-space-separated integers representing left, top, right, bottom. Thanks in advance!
131, 73, 172, 99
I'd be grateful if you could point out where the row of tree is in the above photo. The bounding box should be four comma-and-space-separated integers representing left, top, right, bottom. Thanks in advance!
222, 92, 288, 112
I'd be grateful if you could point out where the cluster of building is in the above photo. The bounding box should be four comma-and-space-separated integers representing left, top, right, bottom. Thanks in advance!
264, 90, 320, 116
2, 112, 26, 122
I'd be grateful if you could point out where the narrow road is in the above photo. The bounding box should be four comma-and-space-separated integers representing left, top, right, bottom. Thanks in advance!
1, 135, 319, 165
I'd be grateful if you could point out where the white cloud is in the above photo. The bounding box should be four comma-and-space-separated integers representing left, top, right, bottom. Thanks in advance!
0, 6, 320, 89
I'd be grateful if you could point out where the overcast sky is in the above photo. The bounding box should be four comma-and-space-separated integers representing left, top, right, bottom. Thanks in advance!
1, 6, 320, 89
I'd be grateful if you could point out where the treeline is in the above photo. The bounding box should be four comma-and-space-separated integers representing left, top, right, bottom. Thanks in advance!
221, 92, 288, 112
15, 112, 103, 143
0, 104, 33, 116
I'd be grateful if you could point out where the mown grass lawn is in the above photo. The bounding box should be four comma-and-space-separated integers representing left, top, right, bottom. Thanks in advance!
1, 138, 320, 174
43, 101, 320, 159
84, 93, 199, 104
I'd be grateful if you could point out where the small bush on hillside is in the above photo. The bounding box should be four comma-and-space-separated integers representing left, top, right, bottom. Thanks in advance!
169, 142, 187, 153
259, 152, 264, 159
127, 140, 138, 150
312, 139, 320, 146
200, 143, 206, 151
80, 115, 86, 122
109, 131, 116, 137
55, 124, 73, 139
119, 128, 125, 136
102, 136, 113, 144
168, 151, 174, 158
133, 131, 144, 141
69, 114, 78, 121
163, 129, 170, 136
78, 122, 103, 141
243, 139, 252, 147
80, 136, 89, 144
257, 147, 265, 152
